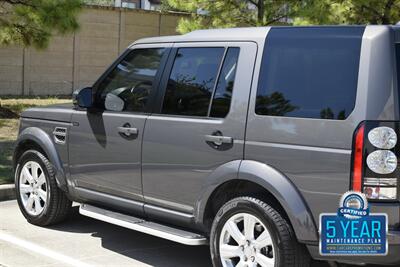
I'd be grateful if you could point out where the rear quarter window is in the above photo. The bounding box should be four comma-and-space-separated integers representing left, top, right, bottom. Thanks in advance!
256, 27, 365, 120
396, 43, 400, 106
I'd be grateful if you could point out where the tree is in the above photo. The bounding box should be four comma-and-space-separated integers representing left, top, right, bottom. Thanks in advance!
255, 92, 298, 116
164, 0, 302, 33
0, 0, 82, 49
295, 0, 400, 25
164, 0, 400, 33
320, 107, 334, 119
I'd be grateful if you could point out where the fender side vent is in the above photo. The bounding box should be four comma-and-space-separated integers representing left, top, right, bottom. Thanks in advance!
53, 127, 67, 144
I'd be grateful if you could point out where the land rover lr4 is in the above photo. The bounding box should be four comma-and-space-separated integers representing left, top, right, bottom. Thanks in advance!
13, 26, 400, 266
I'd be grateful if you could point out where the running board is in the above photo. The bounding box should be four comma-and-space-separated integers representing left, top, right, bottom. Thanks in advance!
79, 204, 207, 246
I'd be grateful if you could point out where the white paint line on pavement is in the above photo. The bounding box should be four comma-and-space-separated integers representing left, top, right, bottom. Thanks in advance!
0, 232, 93, 267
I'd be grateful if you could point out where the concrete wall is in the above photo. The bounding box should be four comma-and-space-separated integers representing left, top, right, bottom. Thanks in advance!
0, 6, 184, 96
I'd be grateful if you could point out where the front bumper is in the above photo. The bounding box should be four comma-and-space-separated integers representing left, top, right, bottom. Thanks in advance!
308, 231, 400, 265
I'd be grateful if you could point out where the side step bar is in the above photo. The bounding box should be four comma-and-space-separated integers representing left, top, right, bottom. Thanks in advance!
79, 204, 207, 246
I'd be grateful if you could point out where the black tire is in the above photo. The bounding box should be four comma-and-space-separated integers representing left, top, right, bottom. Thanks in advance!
15, 149, 72, 226
210, 196, 310, 267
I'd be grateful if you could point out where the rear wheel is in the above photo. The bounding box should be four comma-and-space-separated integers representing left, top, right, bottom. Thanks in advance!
15, 150, 72, 226
210, 196, 310, 267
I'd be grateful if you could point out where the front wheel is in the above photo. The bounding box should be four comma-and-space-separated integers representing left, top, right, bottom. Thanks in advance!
15, 149, 72, 226
210, 196, 310, 267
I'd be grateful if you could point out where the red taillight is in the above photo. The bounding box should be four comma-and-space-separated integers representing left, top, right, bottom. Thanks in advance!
352, 124, 365, 192
351, 121, 398, 201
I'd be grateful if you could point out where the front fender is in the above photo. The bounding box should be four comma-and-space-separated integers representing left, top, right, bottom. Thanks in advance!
13, 127, 67, 192
239, 160, 318, 242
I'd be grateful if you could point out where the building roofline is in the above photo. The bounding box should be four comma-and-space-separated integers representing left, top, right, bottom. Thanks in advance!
84, 4, 190, 17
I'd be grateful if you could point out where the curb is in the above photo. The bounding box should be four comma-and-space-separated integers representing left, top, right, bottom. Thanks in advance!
0, 184, 16, 201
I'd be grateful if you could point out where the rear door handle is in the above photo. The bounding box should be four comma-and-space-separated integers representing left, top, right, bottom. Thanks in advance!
205, 134, 233, 146
118, 126, 138, 137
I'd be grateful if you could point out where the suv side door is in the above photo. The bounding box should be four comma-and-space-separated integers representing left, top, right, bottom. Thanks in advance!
68, 44, 171, 214
141, 42, 257, 223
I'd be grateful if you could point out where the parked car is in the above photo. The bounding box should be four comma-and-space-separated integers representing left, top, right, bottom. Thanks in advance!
13, 25, 400, 266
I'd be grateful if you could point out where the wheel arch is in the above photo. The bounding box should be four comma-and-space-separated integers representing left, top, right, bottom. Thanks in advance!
197, 160, 318, 243
13, 127, 68, 192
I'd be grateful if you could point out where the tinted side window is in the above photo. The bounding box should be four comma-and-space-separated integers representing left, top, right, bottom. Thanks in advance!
256, 27, 364, 120
95, 48, 166, 112
162, 48, 225, 117
396, 44, 400, 107
210, 48, 240, 118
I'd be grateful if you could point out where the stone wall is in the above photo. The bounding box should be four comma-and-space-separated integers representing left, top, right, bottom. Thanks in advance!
0, 6, 184, 96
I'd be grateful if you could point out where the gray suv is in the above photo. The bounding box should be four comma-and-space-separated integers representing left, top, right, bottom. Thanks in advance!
13, 26, 400, 266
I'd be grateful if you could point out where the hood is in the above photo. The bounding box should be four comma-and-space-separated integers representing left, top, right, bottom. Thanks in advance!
21, 103, 75, 123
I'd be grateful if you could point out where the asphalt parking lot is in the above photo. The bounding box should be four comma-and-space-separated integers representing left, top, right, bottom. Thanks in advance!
0, 200, 376, 267
0, 200, 212, 267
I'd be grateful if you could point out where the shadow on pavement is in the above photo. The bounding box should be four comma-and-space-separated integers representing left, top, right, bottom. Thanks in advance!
48, 206, 212, 267
47, 207, 379, 267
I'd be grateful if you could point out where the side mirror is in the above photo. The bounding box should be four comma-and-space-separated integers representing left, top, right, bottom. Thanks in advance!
72, 87, 93, 108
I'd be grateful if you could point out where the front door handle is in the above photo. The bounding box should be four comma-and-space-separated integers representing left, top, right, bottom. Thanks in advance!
118, 127, 138, 135
118, 124, 138, 138
205, 134, 233, 146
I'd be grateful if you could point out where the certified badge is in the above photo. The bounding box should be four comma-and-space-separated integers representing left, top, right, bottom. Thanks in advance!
319, 191, 388, 255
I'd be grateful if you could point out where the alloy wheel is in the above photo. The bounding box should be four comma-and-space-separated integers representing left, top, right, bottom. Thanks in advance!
219, 213, 275, 267
19, 161, 48, 216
